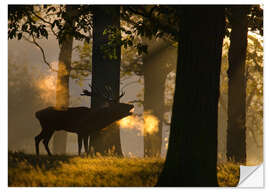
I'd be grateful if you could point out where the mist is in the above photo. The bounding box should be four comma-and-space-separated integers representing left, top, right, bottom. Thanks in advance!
8, 33, 263, 163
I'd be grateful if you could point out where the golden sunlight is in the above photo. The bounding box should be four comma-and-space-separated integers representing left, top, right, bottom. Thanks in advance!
117, 115, 143, 134
36, 73, 56, 104
117, 111, 159, 136
143, 112, 159, 135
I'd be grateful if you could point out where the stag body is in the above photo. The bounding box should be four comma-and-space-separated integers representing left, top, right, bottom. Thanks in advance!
35, 85, 133, 156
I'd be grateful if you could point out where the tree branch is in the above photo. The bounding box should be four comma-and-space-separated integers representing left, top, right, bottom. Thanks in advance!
124, 6, 178, 38
30, 10, 58, 38
23, 35, 58, 72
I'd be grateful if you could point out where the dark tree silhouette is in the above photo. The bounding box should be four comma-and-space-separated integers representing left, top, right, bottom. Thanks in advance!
226, 6, 250, 164
157, 6, 225, 186
90, 5, 123, 156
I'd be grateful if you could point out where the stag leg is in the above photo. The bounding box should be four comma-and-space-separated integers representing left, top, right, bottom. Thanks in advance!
42, 130, 54, 156
78, 134, 82, 156
35, 130, 45, 156
89, 135, 95, 157
83, 135, 89, 156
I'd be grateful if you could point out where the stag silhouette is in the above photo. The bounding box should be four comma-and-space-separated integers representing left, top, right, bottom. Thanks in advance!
35, 84, 134, 156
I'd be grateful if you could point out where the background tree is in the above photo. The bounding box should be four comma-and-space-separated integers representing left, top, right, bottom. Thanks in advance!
53, 5, 75, 154
121, 6, 178, 157
90, 5, 123, 156
245, 34, 263, 162
225, 5, 263, 164
142, 38, 176, 157
218, 34, 263, 164
226, 5, 250, 164
74, 22, 177, 157
72, 5, 178, 157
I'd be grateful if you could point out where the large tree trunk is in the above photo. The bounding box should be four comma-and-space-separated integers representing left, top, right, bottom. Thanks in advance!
90, 5, 123, 156
226, 6, 249, 164
157, 6, 225, 186
53, 6, 73, 154
143, 38, 176, 157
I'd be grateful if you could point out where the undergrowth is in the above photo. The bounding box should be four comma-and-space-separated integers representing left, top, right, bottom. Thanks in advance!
8, 151, 239, 187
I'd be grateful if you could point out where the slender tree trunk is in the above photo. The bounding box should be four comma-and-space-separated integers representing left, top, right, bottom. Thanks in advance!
52, 35, 73, 154
226, 6, 249, 164
142, 38, 175, 157
90, 5, 123, 156
143, 69, 165, 157
53, 5, 74, 154
157, 6, 225, 186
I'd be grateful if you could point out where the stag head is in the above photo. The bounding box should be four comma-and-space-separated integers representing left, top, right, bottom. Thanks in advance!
81, 83, 128, 105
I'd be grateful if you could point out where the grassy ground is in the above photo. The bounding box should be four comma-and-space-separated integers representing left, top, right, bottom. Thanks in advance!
8, 151, 239, 187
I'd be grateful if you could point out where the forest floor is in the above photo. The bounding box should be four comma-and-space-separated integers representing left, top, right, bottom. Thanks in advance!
8, 151, 239, 187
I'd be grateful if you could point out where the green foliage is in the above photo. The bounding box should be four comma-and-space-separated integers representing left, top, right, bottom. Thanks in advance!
101, 25, 122, 60
8, 5, 263, 53
9, 151, 239, 187
8, 5, 92, 45
119, 5, 179, 55
121, 6, 179, 41
8, 5, 31, 39
225, 5, 263, 37
73, 27, 143, 79
71, 41, 92, 83
122, 5, 263, 44
248, 5, 263, 35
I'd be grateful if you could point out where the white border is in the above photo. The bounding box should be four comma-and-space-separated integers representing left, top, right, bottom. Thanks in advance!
1, 0, 8, 192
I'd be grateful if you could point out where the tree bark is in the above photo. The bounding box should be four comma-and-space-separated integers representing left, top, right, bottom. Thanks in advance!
90, 5, 123, 156
157, 6, 225, 186
226, 6, 249, 164
53, 5, 73, 154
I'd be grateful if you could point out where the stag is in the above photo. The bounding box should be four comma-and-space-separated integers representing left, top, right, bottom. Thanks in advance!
35, 84, 134, 156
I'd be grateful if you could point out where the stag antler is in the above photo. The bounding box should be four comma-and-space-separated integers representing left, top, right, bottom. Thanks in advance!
80, 88, 92, 96
80, 84, 100, 97
117, 91, 125, 101
105, 85, 114, 100
81, 83, 126, 103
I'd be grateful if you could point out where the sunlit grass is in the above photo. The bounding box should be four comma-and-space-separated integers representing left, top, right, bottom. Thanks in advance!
217, 162, 240, 187
8, 151, 239, 187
